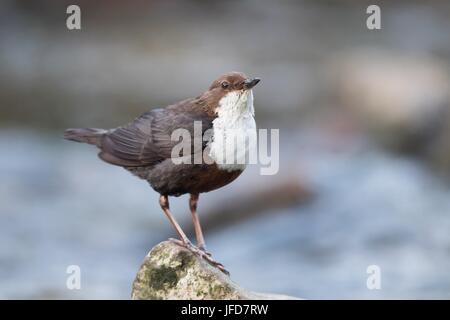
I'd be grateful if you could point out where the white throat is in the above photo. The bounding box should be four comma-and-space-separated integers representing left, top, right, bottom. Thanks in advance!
208, 90, 257, 171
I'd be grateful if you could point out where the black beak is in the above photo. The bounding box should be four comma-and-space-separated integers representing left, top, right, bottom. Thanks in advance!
243, 78, 261, 89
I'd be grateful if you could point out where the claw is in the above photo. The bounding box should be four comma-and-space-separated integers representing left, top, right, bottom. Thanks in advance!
199, 245, 212, 257
168, 238, 229, 275
168, 238, 185, 246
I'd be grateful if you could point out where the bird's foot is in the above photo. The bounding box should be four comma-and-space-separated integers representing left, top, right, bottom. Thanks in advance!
168, 238, 229, 276
198, 245, 212, 257
168, 238, 185, 247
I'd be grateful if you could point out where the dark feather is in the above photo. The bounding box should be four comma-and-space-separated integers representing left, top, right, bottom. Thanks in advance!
63, 128, 107, 147
99, 99, 215, 167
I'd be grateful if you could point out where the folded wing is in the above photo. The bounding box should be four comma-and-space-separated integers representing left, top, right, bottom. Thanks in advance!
99, 101, 213, 167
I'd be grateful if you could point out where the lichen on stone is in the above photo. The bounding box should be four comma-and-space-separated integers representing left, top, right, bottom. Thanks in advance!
131, 240, 300, 300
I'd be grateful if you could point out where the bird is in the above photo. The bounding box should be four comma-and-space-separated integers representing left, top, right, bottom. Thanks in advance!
64, 72, 260, 274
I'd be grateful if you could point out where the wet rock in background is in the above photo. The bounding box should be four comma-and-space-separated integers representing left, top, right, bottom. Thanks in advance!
187, 179, 314, 236
334, 48, 450, 153
428, 112, 450, 174
333, 48, 450, 174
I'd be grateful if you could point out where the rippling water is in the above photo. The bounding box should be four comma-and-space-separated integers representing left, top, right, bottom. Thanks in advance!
1, 129, 450, 299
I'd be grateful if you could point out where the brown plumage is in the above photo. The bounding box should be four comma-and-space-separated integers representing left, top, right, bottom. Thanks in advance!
64, 72, 260, 274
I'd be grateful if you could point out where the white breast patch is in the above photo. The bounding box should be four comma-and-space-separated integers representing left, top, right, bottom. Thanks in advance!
208, 90, 257, 171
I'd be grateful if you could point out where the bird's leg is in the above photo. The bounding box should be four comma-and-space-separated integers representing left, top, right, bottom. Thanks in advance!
159, 194, 191, 245
189, 194, 208, 253
188, 193, 229, 275
159, 194, 229, 275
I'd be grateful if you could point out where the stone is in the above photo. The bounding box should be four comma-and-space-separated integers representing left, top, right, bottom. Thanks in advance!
131, 241, 300, 300
333, 48, 450, 153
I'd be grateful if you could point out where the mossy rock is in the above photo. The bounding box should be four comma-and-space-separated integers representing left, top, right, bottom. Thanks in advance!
131, 241, 300, 300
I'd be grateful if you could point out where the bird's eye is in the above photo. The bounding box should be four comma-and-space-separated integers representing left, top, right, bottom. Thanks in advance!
221, 81, 229, 89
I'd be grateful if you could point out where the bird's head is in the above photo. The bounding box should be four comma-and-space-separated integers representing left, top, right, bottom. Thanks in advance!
203, 72, 260, 116
208, 72, 260, 92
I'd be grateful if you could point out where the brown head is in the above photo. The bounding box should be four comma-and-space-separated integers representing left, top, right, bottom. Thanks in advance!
208, 72, 260, 92
198, 72, 261, 115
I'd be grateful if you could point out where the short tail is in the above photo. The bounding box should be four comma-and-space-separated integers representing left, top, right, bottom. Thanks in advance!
64, 128, 107, 147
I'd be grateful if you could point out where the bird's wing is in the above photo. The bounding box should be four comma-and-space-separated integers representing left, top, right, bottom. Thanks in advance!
98, 100, 214, 167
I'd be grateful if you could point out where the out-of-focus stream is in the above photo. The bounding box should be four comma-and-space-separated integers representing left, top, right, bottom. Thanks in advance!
1, 0, 450, 299
1, 129, 450, 299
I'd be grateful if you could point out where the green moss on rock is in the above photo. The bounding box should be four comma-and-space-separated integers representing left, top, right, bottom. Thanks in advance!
131, 240, 300, 300
147, 265, 178, 291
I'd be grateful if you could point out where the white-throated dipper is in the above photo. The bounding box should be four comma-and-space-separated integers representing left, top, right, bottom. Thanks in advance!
64, 72, 260, 274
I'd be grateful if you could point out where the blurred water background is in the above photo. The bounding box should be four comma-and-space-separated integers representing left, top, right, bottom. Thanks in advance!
1, 0, 450, 299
